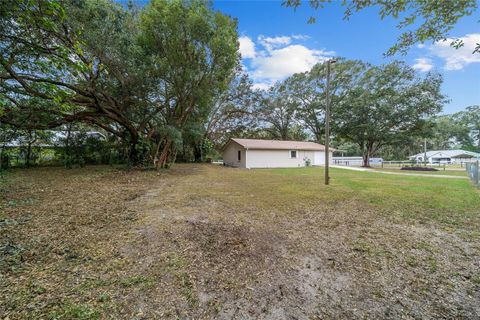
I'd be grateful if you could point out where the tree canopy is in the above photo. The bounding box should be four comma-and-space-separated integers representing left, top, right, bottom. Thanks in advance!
431, 105, 480, 152
284, 59, 366, 143
283, 0, 479, 55
0, 0, 239, 167
334, 61, 446, 166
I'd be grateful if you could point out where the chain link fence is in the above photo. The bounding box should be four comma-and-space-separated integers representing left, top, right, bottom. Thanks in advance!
466, 161, 480, 188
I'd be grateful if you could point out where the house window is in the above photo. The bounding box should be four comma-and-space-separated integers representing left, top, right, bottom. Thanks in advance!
238, 150, 241, 161
290, 150, 297, 159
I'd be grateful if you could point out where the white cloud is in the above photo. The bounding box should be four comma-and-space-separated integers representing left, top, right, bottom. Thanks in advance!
412, 58, 434, 72
251, 44, 333, 82
256, 35, 311, 51
252, 82, 272, 91
258, 35, 292, 51
429, 33, 480, 70
239, 36, 256, 59
240, 34, 335, 89
292, 34, 310, 41
417, 44, 425, 49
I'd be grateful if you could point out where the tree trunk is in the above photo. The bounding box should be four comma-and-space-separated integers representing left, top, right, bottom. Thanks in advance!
26, 142, 32, 167
314, 131, 324, 144
362, 142, 372, 167
193, 144, 202, 162
156, 139, 173, 169
128, 134, 140, 165
128, 143, 138, 165
362, 152, 370, 167
281, 127, 289, 140
65, 125, 72, 165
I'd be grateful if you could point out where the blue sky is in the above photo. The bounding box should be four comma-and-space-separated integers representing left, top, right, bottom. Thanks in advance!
125, 0, 479, 114
213, 0, 480, 114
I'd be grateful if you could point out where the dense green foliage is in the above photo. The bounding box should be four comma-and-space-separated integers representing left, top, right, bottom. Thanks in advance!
430, 105, 480, 152
0, 0, 239, 168
183, 73, 259, 160
138, 0, 239, 166
334, 61, 446, 166
283, 59, 365, 143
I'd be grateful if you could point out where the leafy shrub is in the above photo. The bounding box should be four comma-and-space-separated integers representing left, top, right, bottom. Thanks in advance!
57, 130, 128, 168
304, 157, 311, 167
0, 153, 10, 169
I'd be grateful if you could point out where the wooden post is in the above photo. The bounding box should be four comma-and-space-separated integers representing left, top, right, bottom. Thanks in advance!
476, 160, 480, 187
423, 139, 427, 167
325, 59, 335, 185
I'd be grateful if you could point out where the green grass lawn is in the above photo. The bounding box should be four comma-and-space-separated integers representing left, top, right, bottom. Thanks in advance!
1, 164, 479, 319
258, 166, 478, 225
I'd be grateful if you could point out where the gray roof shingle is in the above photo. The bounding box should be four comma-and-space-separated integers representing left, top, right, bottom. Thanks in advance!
228, 138, 329, 151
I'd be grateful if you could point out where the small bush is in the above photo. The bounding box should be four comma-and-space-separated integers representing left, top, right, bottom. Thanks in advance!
1, 153, 10, 169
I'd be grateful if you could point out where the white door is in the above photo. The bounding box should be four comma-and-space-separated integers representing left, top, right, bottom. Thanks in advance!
314, 151, 324, 165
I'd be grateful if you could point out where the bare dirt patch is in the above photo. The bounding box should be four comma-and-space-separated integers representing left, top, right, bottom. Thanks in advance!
121, 165, 480, 319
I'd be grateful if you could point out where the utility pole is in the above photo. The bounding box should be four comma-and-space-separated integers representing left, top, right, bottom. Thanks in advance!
325, 58, 336, 185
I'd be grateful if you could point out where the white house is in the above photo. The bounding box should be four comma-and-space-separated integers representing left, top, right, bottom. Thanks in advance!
409, 149, 480, 164
222, 138, 333, 169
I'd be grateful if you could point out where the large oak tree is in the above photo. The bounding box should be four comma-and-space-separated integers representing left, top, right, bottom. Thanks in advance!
0, 0, 239, 167
284, 59, 366, 143
334, 61, 447, 166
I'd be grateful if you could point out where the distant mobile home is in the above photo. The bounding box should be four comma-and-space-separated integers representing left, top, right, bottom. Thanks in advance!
409, 149, 480, 164
222, 138, 333, 169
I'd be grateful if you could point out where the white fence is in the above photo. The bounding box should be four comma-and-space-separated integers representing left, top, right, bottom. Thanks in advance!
466, 161, 480, 188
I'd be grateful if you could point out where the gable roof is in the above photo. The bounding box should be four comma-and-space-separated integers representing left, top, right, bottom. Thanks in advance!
226, 138, 329, 151
409, 149, 480, 159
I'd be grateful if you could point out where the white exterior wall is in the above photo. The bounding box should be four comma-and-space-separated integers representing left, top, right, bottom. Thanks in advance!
245, 149, 315, 168
313, 151, 333, 166
223, 141, 246, 168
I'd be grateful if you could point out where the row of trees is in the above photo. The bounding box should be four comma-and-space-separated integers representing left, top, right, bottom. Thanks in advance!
1, 0, 477, 168
430, 106, 480, 152
206, 60, 447, 167
205, 60, 479, 167
0, 122, 129, 169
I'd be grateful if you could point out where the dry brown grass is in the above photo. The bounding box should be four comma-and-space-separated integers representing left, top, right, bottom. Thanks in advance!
1, 164, 479, 319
